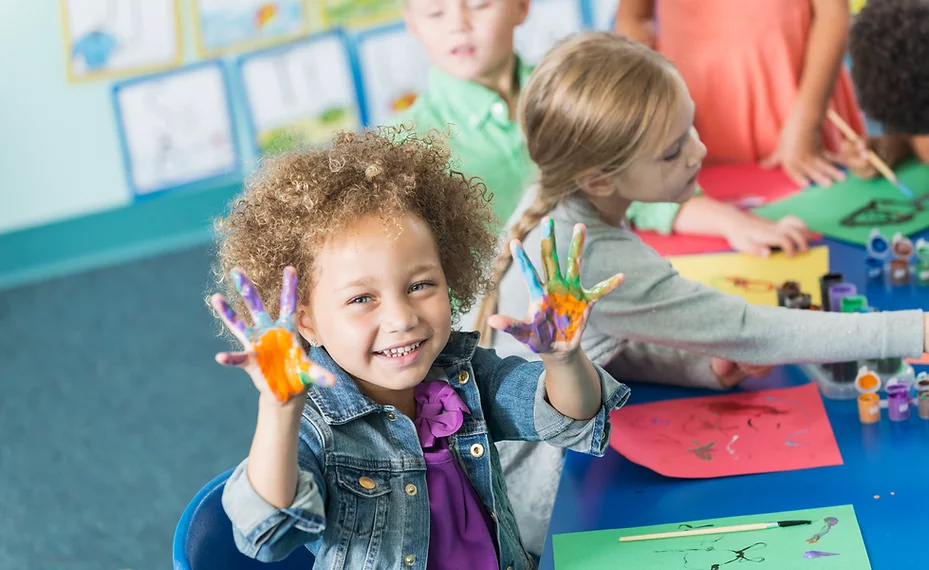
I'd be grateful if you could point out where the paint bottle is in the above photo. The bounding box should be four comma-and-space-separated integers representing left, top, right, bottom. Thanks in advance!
839, 295, 868, 313
858, 394, 881, 424
777, 281, 801, 307
916, 372, 929, 393
876, 357, 903, 375
784, 293, 813, 310
919, 393, 929, 421
865, 228, 891, 282
914, 238, 929, 286
916, 373, 929, 420
828, 286, 861, 384
886, 384, 911, 422
854, 367, 881, 424
828, 283, 857, 313
889, 259, 910, 286
890, 233, 914, 286
819, 273, 845, 312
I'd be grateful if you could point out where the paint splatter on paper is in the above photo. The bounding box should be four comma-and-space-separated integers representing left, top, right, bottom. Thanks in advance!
609, 384, 842, 478
806, 517, 839, 544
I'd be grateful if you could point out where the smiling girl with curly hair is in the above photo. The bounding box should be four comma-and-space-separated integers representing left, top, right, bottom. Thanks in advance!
208, 126, 628, 569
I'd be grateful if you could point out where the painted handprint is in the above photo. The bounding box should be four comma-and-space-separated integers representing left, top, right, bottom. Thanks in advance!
492, 219, 624, 353
211, 267, 335, 402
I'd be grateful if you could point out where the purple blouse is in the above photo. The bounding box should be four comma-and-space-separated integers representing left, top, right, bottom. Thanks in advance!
414, 380, 499, 569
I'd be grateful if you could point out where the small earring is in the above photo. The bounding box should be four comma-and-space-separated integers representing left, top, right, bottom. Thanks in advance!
309, 339, 320, 348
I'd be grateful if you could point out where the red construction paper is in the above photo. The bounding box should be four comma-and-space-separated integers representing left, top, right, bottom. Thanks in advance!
609, 383, 842, 478
906, 353, 929, 365
635, 164, 802, 256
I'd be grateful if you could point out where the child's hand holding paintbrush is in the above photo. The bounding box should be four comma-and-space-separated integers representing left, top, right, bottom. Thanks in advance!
829, 109, 914, 197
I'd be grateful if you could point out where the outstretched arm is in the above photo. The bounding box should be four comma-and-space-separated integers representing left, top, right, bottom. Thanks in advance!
761, 0, 850, 186
488, 220, 623, 419
614, 0, 657, 47
211, 267, 333, 508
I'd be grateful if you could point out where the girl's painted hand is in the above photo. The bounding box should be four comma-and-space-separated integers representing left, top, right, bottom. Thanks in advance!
488, 219, 624, 354
210, 266, 335, 402
761, 113, 845, 188
723, 212, 812, 258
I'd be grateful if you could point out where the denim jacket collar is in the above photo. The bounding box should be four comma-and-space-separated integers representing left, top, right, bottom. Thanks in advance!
307, 331, 481, 425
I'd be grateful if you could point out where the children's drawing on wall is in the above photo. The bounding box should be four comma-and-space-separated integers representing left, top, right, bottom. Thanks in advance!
355, 25, 430, 127
552, 505, 870, 570
238, 34, 360, 155
609, 384, 843, 478
113, 63, 239, 196
320, 0, 402, 29
191, 0, 307, 56
515, 0, 585, 64
61, 0, 181, 82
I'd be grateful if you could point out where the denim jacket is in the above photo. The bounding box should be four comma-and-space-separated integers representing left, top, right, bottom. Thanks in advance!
222, 331, 629, 569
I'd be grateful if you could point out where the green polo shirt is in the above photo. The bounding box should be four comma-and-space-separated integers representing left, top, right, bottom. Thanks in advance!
395, 58, 682, 232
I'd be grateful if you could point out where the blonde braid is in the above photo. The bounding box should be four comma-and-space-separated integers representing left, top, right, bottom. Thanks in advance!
475, 191, 563, 347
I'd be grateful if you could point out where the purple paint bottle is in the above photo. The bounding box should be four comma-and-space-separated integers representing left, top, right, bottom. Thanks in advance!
887, 384, 911, 422
828, 283, 857, 313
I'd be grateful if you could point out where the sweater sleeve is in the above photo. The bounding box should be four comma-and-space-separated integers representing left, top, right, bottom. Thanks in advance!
624, 201, 683, 235
600, 340, 723, 390
624, 185, 704, 234
582, 232, 925, 365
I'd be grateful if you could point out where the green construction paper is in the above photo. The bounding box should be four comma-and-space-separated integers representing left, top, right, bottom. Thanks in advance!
552, 505, 870, 570
753, 160, 929, 245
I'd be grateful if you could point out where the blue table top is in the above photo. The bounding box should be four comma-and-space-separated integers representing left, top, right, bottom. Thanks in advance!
540, 232, 929, 570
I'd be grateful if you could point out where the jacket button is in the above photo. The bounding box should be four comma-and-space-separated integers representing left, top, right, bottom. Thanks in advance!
506, 566, 513, 570
457, 370, 470, 384
386, 411, 397, 421
470, 443, 484, 458
405, 483, 418, 496
404, 554, 417, 566
490, 511, 496, 521
358, 476, 376, 490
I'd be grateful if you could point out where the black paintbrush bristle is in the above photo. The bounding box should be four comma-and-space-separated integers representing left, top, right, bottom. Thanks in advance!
777, 520, 812, 527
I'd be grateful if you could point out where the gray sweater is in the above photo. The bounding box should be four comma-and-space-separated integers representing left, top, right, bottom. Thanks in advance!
492, 193, 925, 557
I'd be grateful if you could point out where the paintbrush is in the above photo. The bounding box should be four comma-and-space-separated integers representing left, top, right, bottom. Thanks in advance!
826, 109, 914, 198
618, 520, 812, 542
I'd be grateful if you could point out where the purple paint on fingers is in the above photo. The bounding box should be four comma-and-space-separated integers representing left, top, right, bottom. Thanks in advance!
220, 353, 249, 367
231, 269, 272, 327
215, 296, 246, 333
279, 267, 298, 321
803, 551, 839, 559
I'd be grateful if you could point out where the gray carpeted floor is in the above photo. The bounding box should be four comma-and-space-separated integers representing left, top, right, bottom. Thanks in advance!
0, 245, 257, 569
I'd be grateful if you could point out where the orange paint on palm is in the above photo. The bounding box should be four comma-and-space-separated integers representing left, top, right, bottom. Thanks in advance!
255, 328, 308, 402
545, 292, 588, 342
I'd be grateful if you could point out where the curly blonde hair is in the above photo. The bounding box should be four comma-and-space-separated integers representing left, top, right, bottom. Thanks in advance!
212, 126, 497, 341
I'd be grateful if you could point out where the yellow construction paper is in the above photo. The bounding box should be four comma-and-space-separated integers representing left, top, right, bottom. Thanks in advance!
668, 245, 830, 306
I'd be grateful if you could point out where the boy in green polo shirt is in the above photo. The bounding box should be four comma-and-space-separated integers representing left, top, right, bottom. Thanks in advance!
398, 0, 812, 256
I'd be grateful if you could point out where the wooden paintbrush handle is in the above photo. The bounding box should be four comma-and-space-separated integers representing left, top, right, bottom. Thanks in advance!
826, 109, 898, 183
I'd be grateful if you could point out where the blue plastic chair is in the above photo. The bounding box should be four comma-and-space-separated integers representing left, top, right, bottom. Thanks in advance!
173, 468, 315, 569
